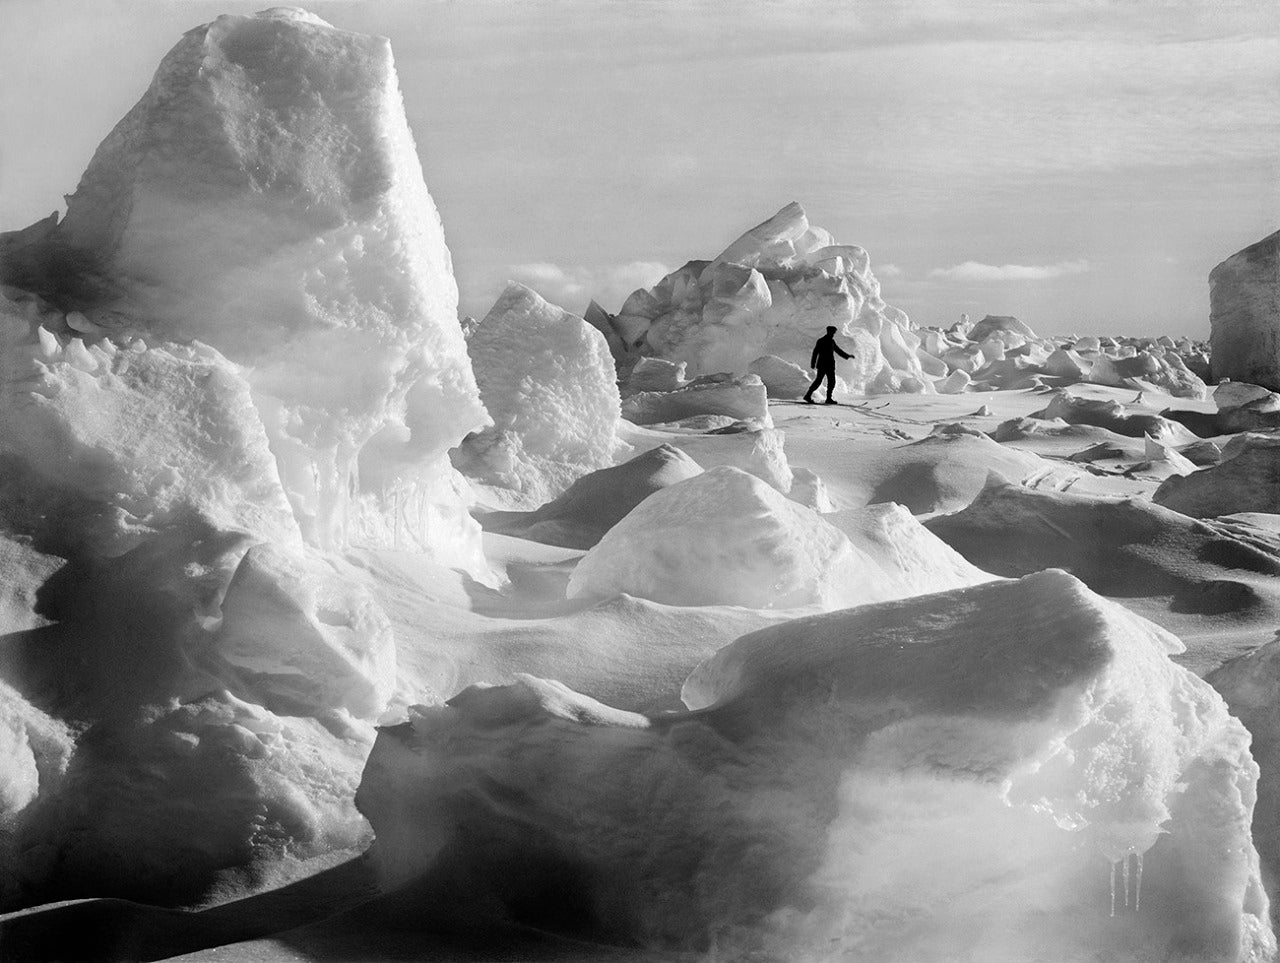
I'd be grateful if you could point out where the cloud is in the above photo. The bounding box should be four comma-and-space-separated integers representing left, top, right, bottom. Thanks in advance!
929, 259, 1090, 282
876, 263, 904, 278
507, 260, 672, 313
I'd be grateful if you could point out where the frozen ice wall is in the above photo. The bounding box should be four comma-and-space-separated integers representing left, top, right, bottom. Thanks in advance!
595, 202, 931, 394
5, 7, 488, 558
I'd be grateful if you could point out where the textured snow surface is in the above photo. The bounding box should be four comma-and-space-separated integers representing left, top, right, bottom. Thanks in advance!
568, 467, 969, 610
456, 282, 625, 509
1210, 231, 1280, 392
360, 571, 1273, 961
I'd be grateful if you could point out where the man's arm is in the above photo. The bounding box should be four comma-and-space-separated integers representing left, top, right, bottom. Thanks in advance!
810, 344, 819, 368
836, 342, 854, 360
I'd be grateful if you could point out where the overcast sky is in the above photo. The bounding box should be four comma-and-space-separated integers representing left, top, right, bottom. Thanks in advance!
2, 0, 1277, 337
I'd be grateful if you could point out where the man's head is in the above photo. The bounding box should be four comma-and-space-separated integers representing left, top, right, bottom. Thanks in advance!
826, 326, 837, 334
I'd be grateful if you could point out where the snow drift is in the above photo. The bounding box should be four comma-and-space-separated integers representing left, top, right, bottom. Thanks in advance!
483, 444, 704, 549
568, 468, 996, 610
358, 571, 1273, 961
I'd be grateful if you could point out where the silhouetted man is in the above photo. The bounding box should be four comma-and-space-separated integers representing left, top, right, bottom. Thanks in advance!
804, 326, 853, 405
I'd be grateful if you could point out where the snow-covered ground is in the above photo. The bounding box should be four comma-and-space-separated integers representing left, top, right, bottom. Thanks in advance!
6, 384, 1280, 963
2, 9, 1279, 963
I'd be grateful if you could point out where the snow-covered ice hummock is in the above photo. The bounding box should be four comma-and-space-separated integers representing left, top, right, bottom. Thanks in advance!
358, 570, 1273, 961
1, 6, 488, 565
454, 282, 626, 509
567, 466, 989, 609
591, 202, 933, 394
0, 8, 493, 906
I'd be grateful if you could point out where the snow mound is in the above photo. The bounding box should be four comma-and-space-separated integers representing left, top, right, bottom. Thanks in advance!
659, 426, 794, 493
1, 8, 487, 559
826, 502, 997, 597
848, 430, 1076, 515
455, 283, 624, 509
1210, 230, 1280, 392
1029, 390, 1197, 444
484, 444, 703, 549
566, 466, 893, 609
1153, 434, 1280, 518
214, 545, 395, 722
359, 571, 1273, 960
621, 372, 771, 427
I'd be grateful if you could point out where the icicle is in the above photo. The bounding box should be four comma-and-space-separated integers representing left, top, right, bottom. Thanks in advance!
1122, 853, 1130, 908
1109, 859, 1117, 917
1134, 852, 1143, 912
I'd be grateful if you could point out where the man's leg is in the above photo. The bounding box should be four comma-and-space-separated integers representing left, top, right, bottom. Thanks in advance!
803, 371, 825, 403
822, 368, 837, 403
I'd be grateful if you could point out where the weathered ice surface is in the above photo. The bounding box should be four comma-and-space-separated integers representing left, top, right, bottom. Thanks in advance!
483, 444, 704, 549
454, 282, 624, 508
359, 571, 1274, 961
0, 8, 488, 559
1154, 434, 1280, 518
1211, 231, 1280, 391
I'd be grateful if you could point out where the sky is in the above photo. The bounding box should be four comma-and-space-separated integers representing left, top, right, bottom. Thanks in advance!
2, 0, 1278, 338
